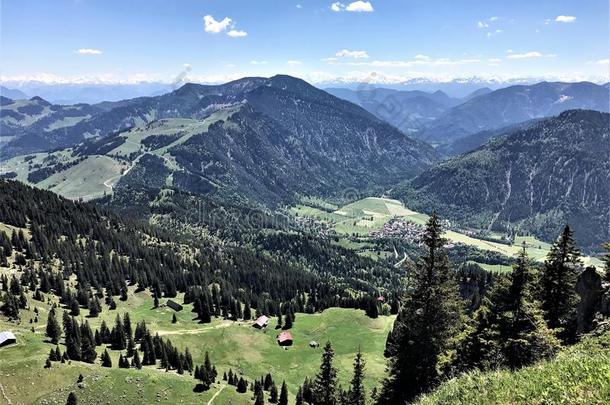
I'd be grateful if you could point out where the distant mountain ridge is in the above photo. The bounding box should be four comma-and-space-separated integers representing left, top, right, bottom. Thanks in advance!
325, 87, 460, 134
394, 110, 610, 250
416, 81, 609, 144
0, 86, 28, 100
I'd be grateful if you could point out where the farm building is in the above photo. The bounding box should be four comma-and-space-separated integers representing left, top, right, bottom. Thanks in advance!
309, 341, 319, 348
166, 299, 183, 312
253, 315, 269, 329
277, 331, 293, 346
0, 331, 16, 347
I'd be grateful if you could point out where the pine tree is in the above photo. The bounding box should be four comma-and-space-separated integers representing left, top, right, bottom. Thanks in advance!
377, 214, 462, 403
349, 348, 366, 405
313, 341, 338, 405
254, 381, 265, 405
65, 316, 82, 361
80, 321, 97, 363
132, 349, 142, 369
236, 377, 248, 393
269, 383, 278, 403
46, 307, 61, 344
101, 349, 112, 367
278, 381, 288, 405
540, 225, 582, 339
112, 314, 126, 350
66, 392, 77, 405
184, 347, 194, 372
456, 246, 559, 371
295, 387, 304, 405
283, 312, 293, 330
243, 301, 252, 321
264, 373, 274, 391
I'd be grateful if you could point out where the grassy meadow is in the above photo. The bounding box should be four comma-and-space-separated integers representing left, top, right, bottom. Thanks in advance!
0, 284, 393, 405
416, 331, 610, 405
292, 197, 604, 270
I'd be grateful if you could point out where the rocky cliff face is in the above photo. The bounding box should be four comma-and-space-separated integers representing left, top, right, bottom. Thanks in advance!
576, 267, 610, 334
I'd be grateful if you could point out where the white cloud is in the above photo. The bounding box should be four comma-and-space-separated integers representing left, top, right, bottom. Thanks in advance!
477, 21, 489, 29
331, 1, 373, 12
203, 15, 232, 33
414, 54, 430, 61
227, 30, 247, 38
346, 1, 373, 12
287, 60, 302, 66
507, 51, 556, 59
4, 71, 608, 87
225, 64, 237, 68
489, 16, 499, 21
296, 4, 302, 9
204, 15, 247, 38
331, 2, 344, 12
249, 60, 268, 65
75, 48, 102, 55
336, 49, 369, 59
555, 15, 576, 23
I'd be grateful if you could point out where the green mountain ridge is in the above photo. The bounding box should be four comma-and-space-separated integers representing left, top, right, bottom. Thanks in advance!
395, 109, 610, 251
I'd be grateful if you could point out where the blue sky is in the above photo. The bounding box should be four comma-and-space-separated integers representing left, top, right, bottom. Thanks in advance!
1, 0, 608, 84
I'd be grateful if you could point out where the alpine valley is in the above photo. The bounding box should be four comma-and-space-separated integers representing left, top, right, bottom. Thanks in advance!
1, 74, 609, 405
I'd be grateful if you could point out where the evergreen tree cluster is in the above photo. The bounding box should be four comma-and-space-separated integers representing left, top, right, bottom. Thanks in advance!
375, 221, 601, 403
0, 179, 395, 328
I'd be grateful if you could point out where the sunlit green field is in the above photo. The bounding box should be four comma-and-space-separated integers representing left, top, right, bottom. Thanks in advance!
292, 197, 604, 270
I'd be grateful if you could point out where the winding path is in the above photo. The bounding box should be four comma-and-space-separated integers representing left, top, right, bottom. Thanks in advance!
207, 384, 226, 405
0, 382, 12, 404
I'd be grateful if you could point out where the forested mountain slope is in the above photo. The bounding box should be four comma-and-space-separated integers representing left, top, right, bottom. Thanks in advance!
326, 87, 459, 134
395, 110, 610, 250
0, 179, 401, 311
2, 76, 438, 208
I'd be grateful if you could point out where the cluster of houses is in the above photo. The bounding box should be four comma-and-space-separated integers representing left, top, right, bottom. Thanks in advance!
294, 216, 333, 238
371, 218, 425, 242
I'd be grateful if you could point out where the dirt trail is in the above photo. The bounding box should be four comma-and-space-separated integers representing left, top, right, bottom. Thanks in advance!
156, 322, 233, 336
0, 382, 12, 404
207, 384, 226, 405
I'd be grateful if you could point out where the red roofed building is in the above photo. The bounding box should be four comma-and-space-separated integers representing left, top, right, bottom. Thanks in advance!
277, 331, 293, 346
253, 315, 269, 329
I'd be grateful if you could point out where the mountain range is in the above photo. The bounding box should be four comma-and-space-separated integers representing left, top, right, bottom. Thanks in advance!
2, 75, 609, 249
329, 82, 609, 147
394, 109, 610, 250
1, 75, 437, 208
325, 87, 461, 134
417, 81, 609, 144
